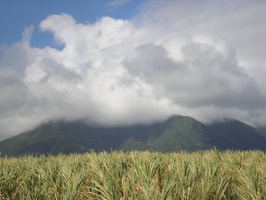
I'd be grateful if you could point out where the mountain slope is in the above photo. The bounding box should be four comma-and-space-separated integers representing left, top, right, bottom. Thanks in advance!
0, 121, 153, 156
121, 115, 211, 152
206, 118, 266, 150
0, 115, 266, 156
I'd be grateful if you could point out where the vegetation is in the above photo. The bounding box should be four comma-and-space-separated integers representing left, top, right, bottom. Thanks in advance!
0, 150, 265, 199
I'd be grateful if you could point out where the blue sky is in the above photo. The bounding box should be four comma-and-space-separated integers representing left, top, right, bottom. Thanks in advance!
0, 0, 141, 47
0, 0, 266, 139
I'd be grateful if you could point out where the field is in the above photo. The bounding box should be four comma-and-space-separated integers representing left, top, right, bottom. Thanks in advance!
0, 150, 265, 199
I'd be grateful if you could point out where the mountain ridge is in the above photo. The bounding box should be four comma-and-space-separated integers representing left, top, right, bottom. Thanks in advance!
0, 115, 266, 156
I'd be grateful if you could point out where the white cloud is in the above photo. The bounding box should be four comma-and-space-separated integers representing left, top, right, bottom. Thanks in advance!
1, 0, 266, 139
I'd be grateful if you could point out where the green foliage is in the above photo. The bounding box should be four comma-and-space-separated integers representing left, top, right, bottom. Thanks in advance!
0, 150, 265, 199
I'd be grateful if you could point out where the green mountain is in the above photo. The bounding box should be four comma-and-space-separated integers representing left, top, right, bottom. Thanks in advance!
0, 115, 265, 156
120, 115, 211, 152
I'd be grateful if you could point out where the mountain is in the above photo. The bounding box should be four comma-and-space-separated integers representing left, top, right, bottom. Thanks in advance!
120, 115, 211, 152
206, 118, 266, 150
0, 115, 266, 156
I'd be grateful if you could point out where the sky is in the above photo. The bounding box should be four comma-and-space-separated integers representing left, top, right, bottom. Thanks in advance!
0, 0, 266, 140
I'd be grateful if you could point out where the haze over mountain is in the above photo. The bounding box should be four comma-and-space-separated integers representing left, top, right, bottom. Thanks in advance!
1, 0, 266, 141
0, 115, 265, 156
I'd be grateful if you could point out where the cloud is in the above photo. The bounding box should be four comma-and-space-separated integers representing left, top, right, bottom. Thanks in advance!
0, 69, 28, 114
1, 0, 266, 139
137, 0, 266, 78
0, 14, 174, 139
125, 38, 265, 110
105, 0, 132, 7
131, 0, 266, 124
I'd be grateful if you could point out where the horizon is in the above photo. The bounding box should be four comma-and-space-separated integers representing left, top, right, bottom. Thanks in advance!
1, 0, 266, 140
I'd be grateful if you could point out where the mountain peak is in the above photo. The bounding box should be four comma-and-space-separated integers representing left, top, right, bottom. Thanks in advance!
166, 114, 197, 122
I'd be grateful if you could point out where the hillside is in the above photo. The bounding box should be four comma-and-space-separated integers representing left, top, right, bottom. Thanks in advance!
0, 115, 266, 156
206, 118, 266, 150
120, 115, 211, 152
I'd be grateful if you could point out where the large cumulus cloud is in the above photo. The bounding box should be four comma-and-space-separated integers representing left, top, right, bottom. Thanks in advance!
125, 39, 265, 110
1, 0, 266, 139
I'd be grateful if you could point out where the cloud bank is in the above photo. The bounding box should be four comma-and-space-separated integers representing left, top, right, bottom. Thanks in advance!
1, 0, 266, 139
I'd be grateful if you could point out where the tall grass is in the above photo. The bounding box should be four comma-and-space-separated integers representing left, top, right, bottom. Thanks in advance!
0, 150, 265, 199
